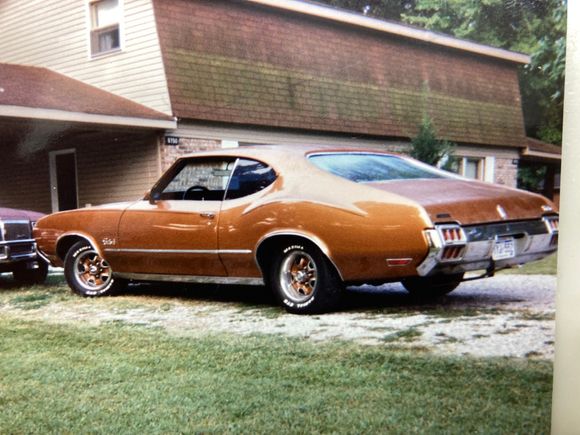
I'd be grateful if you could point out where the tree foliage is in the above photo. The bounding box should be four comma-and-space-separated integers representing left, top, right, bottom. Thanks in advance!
410, 115, 455, 166
317, 0, 566, 144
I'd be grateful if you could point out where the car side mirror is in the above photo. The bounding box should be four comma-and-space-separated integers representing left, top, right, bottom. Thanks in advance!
148, 189, 161, 204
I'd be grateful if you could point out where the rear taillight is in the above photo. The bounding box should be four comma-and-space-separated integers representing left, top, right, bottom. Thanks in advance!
543, 216, 559, 247
435, 224, 466, 262
543, 216, 559, 233
441, 245, 466, 261
439, 226, 466, 243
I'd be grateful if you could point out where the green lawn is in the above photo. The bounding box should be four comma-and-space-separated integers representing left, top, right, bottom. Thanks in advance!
499, 253, 558, 275
0, 318, 552, 434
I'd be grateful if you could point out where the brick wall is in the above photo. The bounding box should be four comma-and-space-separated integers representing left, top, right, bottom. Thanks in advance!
161, 137, 221, 171
495, 157, 518, 188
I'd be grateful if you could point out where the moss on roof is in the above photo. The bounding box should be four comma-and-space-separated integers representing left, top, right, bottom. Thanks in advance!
165, 49, 523, 146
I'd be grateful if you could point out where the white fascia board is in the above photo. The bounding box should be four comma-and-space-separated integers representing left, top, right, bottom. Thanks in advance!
0, 105, 177, 129
522, 147, 562, 161
248, 0, 531, 64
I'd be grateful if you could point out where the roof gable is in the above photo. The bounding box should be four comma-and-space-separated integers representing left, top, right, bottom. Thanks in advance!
154, 0, 526, 147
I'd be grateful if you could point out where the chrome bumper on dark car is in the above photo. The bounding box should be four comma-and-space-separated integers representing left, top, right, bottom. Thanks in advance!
0, 239, 38, 264
417, 216, 559, 276
0, 220, 37, 265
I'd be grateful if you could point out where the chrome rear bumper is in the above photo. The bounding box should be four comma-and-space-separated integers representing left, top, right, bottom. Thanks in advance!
417, 217, 558, 276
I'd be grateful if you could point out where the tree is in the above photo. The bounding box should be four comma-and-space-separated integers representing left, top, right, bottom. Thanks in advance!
410, 115, 455, 166
317, 0, 414, 21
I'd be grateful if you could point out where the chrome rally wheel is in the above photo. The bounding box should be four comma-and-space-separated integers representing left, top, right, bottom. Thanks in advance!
279, 250, 318, 303
271, 243, 343, 314
64, 241, 120, 297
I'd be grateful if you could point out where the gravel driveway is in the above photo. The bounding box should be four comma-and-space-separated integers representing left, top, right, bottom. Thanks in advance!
0, 273, 555, 360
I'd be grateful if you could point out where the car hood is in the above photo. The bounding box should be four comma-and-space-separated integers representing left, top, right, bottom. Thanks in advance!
0, 207, 44, 221
368, 179, 553, 225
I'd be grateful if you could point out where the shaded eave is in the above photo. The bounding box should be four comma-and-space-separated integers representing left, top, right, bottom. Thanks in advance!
0, 104, 176, 129
249, 0, 531, 64
521, 137, 562, 162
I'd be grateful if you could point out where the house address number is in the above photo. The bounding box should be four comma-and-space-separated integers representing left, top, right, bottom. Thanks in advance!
165, 136, 180, 146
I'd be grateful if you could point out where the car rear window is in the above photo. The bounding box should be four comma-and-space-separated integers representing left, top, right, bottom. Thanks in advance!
308, 153, 449, 183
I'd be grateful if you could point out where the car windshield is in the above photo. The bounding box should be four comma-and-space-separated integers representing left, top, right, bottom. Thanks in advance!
308, 153, 450, 183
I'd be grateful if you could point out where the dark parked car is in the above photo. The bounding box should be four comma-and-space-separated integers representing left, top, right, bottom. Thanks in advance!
0, 207, 48, 284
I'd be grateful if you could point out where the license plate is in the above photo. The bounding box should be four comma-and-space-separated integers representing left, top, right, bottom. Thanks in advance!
493, 238, 515, 260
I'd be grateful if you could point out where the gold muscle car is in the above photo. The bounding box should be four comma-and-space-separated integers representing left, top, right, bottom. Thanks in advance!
34, 146, 559, 313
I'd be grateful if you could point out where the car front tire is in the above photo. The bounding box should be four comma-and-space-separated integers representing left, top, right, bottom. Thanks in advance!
64, 241, 122, 297
271, 243, 343, 314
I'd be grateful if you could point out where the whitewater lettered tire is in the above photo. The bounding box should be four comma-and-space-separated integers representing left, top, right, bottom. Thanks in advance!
64, 241, 122, 297
271, 243, 343, 314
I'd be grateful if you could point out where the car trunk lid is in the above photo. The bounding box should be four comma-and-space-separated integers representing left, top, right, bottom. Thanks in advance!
368, 179, 552, 225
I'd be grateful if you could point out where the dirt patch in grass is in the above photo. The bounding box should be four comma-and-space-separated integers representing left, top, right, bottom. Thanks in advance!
0, 272, 555, 360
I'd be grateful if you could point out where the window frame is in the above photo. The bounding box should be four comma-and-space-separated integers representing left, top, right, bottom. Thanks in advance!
307, 152, 453, 183
224, 158, 278, 200
459, 157, 484, 181
88, 0, 123, 58
150, 156, 277, 202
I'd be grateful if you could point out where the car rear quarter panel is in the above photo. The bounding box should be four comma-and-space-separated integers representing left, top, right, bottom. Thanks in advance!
218, 169, 432, 282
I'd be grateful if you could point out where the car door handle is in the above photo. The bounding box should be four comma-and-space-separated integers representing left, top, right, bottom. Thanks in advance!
200, 212, 216, 219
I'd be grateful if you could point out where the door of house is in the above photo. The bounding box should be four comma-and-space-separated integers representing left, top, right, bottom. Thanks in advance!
49, 149, 78, 212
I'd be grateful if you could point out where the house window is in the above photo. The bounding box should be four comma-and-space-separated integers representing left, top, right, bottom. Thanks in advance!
463, 157, 482, 180
89, 0, 121, 56
447, 156, 487, 181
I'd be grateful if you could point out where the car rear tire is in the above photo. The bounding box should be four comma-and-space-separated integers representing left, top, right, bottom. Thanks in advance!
270, 243, 343, 314
12, 260, 49, 285
402, 273, 464, 299
64, 241, 122, 297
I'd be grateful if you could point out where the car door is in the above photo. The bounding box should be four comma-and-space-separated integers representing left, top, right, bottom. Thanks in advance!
109, 157, 235, 277
218, 158, 278, 277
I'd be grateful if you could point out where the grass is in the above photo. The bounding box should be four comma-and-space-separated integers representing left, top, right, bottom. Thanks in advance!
0, 318, 552, 434
382, 327, 423, 343
499, 253, 558, 275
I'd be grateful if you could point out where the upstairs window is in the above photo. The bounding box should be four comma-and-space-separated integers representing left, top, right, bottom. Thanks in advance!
89, 0, 121, 56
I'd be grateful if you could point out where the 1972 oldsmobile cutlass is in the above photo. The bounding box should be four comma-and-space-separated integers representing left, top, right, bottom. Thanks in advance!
34, 146, 558, 313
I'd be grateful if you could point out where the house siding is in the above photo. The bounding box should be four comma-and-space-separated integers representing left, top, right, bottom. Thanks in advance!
76, 133, 161, 207
0, 129, 161, 213
0, 0, 171, 115
0, 151, 52, 213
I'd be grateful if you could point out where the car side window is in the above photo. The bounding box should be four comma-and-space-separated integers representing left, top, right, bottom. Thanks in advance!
160, 159, 235, 201
225, 159, 277, 200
